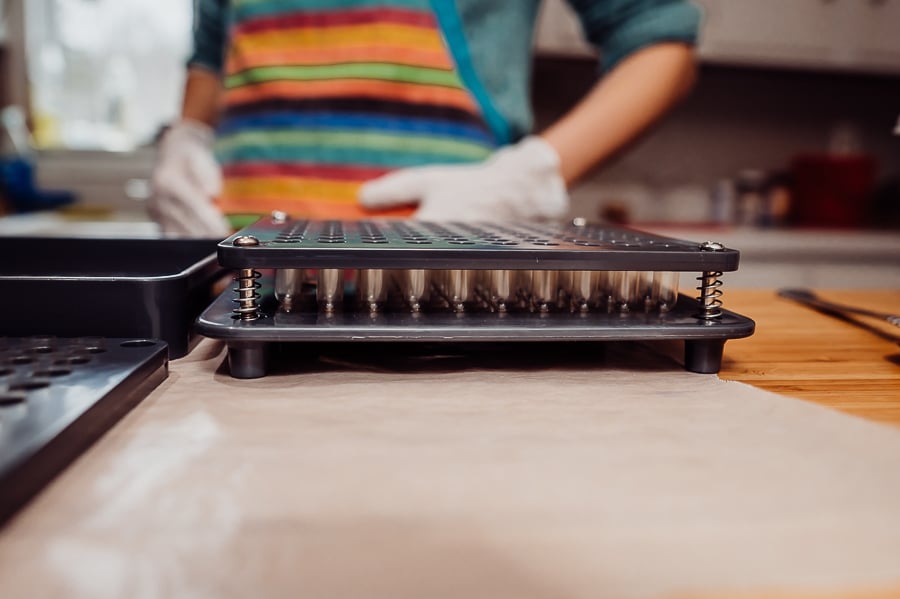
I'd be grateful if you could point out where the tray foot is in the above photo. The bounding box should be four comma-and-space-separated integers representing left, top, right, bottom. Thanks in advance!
228, 342, 268, 379
684, 339, 725, 374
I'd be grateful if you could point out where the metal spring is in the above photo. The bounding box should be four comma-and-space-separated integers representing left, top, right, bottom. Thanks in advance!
233, 269, 262, 321
696, 270, 723, 319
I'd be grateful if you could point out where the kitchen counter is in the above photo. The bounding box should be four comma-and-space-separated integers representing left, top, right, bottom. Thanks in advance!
0, 210, 159, 237
0, 289, 898, 598
720, 289, 900, 426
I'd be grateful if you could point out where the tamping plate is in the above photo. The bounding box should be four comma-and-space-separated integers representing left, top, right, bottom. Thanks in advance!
197, 219, 755, 379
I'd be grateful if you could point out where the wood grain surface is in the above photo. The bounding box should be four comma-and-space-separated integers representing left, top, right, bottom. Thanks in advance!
719, 290, 900, 426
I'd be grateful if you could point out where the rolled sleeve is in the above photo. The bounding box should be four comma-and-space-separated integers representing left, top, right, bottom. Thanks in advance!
187, 0, 228, 73
567, 0, 701, 72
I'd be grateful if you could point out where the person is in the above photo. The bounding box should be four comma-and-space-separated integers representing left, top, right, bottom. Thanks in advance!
149, 0, 701, 237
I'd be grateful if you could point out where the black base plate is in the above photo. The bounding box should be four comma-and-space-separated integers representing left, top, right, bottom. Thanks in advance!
197, 283, 755, 378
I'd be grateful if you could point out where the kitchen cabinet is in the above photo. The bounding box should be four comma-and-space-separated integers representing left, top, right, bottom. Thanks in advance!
695, 0, 900, 75
694, 0, 838, 67
850, 0, 900, 71
534, 0, 900, 75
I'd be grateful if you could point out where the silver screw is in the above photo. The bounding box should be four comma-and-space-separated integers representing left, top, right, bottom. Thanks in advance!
700, 241, 725, 252
233, 235, 260, 247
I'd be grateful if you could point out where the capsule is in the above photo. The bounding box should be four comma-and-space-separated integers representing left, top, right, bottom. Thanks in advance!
317, 268, 343, 312
569, 271, 596, 312
531, 270, 559, 312
610, 271, 632, 312
592, 271, 613, 312
393, 269, 429, 312
634, 271, 655, 311
275, 268, 304, 311
357, 269, 386, 313
653, 271, 680, 312
512, 269, 534, 309
488, 269, 513, 312
445, 269, 472, 312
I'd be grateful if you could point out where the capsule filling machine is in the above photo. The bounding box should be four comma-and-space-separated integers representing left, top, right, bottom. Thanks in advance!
197, 217, 755, 378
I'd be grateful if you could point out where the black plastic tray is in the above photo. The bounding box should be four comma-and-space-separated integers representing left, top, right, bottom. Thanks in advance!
1, 237, 223, 358
197, 279, 755, 378
0, 336, 168, 525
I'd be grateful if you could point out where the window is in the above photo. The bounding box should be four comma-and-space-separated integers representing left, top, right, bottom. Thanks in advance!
24, 0, 193, 150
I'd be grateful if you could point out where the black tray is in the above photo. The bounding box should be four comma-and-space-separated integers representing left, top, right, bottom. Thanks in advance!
198, 219, 754, 379
197, 282, 755, 378
0, 237, 223, 358
0, 336, 168, 525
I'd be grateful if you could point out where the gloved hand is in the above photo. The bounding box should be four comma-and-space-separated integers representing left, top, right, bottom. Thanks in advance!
148, 119, 231, 238
359, 136, 569, 222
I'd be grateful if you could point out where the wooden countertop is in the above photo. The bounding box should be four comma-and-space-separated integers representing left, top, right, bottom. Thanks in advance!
719, 290, 900, 426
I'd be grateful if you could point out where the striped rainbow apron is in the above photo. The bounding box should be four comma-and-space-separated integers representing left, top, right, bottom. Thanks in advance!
215, 0, 497, 222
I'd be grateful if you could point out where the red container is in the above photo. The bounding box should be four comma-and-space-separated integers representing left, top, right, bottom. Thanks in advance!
790, 153, 877, 228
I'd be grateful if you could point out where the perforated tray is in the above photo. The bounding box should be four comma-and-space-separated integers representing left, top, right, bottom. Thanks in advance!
216, 219, 741, 271
0, 336, 168, 525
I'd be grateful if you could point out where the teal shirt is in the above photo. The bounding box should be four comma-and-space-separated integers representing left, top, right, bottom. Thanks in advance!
190, 0, 701, 144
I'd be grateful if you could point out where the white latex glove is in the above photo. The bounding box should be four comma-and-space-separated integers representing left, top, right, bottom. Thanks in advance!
148, 119, 231, 238
359, 136, 569, 222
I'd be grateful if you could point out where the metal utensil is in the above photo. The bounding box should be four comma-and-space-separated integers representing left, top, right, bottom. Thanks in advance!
778, 288, 900, 327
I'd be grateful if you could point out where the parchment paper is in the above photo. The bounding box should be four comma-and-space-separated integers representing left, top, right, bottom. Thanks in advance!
0, 339, 898, 599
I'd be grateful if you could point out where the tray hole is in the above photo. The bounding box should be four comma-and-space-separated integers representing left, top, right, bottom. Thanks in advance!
0, 367, 13, 377
85, 347, 106, 354
33, 368, 72, 378
9, 380, 50, 392
9, 355, 33, 365
0, 392, 26, 407
57, 356, 90, 365
27, 345, 54, 354
120, 340, 157, 348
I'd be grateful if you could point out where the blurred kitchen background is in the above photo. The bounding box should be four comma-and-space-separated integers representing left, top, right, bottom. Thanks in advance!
1, 0, 898, 287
